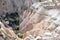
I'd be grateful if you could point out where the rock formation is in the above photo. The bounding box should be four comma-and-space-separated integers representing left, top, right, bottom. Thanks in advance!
1, 0, 60, 40
0, 22, 22, 40
0, 0, 40, 22
19, 0, 60, 39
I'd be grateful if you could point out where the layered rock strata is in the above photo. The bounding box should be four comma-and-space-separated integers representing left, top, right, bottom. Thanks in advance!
19, 0, 60, 39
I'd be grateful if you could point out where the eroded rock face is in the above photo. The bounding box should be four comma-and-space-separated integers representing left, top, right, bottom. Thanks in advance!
0, 22, 22, 40
0, 0, 40, 13
0, 0, 40, 25
20, 1, 52, 34
19, 0, 60, 39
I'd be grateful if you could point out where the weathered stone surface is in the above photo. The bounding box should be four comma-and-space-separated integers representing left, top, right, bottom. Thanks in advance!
0, 0, 14, 15
19, 1, 52, 34
0, 0, 40, 24
0, 22, 22, 40
23, 20, 49, 38
19, 0, 60, 39
0, 37, 4, 40
1, 0, 60, 40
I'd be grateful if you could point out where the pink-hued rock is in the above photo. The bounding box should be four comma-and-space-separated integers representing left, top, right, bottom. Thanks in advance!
0, 37, 4, 40
0, 0, 14, 15
0, 22, 21, 40
23, 20, 49, 38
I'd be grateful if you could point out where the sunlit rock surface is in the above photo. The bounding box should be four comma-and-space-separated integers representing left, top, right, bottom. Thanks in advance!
1, 0, 60, 40
19, 0, 60, 40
